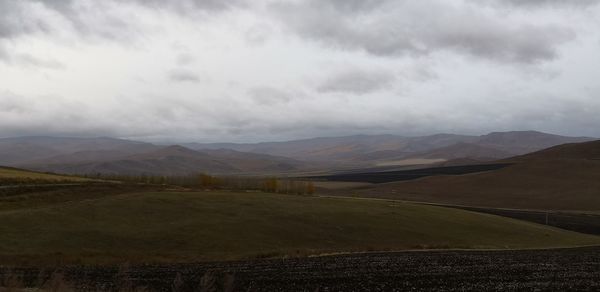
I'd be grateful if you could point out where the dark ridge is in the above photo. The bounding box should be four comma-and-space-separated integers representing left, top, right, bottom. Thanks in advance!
312, 163, 512, 183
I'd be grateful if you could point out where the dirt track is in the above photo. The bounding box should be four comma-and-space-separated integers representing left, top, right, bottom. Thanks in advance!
450, 206, 600, 235
2, 247, 600, 291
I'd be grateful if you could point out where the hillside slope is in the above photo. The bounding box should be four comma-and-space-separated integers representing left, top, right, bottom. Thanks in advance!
0, 137, 157, 165
187, 131, 593, 165
0, 132, 594, 175
344, 140, 600, 211
0, 166, 90, 183
406, 142, 513, 161
0, 192, 597, 264
26, 146, 303, 176
477, 131, 592, 155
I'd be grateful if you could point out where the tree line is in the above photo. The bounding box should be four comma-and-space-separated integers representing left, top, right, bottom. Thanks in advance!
84, 173, 316, 195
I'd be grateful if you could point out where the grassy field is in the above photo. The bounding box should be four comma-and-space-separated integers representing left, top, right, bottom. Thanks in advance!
312, 181, 372, 190
0, 166, 90, 183
0, 183, 158, 212
0, 191, 597, 264
339, 159, 600, 211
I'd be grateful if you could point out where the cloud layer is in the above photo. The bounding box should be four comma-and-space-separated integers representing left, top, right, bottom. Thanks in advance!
272, 0, 580, 63
1, 0, 599, 142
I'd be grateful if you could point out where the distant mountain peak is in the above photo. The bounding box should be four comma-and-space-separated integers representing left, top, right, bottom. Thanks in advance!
483, 130, 546, 137
161, 145, 195, 152
134, 145, 207, 159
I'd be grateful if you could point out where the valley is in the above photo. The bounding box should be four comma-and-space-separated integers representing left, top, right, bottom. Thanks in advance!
1, 132, 599, 291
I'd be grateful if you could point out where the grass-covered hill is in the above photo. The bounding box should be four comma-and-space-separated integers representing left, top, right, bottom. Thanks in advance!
340, 140, 600, 211
0, 191, 597, 264
0, 166, 91, 184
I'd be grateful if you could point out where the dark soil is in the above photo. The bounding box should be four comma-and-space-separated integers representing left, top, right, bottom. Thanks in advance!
2, 247, 599, 291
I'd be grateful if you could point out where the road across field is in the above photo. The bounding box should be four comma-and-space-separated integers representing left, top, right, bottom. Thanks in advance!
319, 195, 600, 236
0, 183, 86, 189
2, 247, 600, 291
449, 206, 600, 235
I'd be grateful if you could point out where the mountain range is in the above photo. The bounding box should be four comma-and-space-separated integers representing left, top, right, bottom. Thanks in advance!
0, 131, 594, 176
185, 131, 593, 166
0, 137, 302, 176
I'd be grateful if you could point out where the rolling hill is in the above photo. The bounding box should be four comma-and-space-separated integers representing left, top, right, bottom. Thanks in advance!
0, 136, 157, 165
0, 191, 597, 264
0, 131, 594, 176
510, 139, 600, 161
0, 166, 90, 183
477, 131, 593, 155
23, 145, 304, 176
405, 142, 513, 161
186, 131, 593, 166
185, 134, 474, 162
342, 140, 600, 211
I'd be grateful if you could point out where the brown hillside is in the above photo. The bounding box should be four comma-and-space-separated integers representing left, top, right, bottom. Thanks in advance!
26, 145, 303, 176
345, 140, 600, 211
407, 142, 513, 161
509, 140, 600, 161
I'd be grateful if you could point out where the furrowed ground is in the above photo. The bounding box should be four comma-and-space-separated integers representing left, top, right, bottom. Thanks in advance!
4, 247, 600, 291
0, 191, 598, 265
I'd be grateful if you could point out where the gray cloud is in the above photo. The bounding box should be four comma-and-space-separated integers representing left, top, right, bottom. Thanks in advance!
317, 68, 395, 95
319, 0, 389, 12
0, 1, 52, 39
271, 0, 575, 64
486, 0, 600, 8
168, 69, 202, 83
130, 0, 244, 12
0, 91, 107, 138
0, 0, 599, 142
0, 43, 64, 69
12, 54, 64, 69
0, 0, 139, 54
176, 53, 195, 66
0, 0, 243, 43
0, 0, 578, 64
35, 0, 243, 14
248, 86, 293, 105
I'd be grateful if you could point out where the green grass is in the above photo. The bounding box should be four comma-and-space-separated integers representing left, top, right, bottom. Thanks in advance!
0, 191, 598, 264
0, 167, 90, 183
0, 183, 155, 212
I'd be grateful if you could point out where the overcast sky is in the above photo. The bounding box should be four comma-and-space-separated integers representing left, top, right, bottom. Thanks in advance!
1, 0, 599, 142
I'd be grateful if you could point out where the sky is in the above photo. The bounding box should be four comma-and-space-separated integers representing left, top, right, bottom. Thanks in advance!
1, 0, 599, 143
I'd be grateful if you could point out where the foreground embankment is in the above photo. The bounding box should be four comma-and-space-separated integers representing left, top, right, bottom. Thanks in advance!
2, 247, 600, 291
